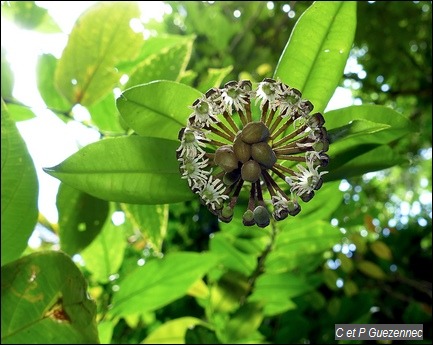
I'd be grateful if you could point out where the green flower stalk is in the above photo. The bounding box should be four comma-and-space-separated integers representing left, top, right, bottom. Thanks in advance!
177, 78, 329, 227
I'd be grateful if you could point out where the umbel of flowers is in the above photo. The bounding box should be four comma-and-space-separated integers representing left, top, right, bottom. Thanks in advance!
177, 78, 329, 228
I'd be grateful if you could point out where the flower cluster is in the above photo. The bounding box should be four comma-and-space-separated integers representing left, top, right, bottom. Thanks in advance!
177, 78, 329, 227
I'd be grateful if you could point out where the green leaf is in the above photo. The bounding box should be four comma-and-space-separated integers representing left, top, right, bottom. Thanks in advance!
225, 303, 264, 342
117, 81, 202, 141
326, 104, 412, 150
121, 203, 168, 252
325, 144, 407, 181
117, 34, 195, 72
197, 66, 234, 93
87, 92, 126, 133
1, 251, 98, 344
185, 325, 220, 345
110, 252, 218, 316
36, 54, 72, 112
357, 260, 387, 280
125, 38, 194, 88
5, 103, 36, 121
294, 181, 342, 222
81, 208, 127, 284
1, 1, 61, 33
1, 47, 14, 99
57, 183, 109, 256
249, 273, 311, 316
1, 101, 38, 266
142, 317, 208, 344
209, 233, 258, 277
55, 2, 142, 106
265, 221, 342, 273
43, 135, 193, 204
274, 2, 357, 113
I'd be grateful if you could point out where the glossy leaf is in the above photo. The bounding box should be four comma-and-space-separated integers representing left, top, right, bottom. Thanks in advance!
121, 203, 168, 252
126, 38, 193, 88
36, 54, 71, 112
55, 2, 142, 106
1, 47, 14, 99
142, 317, 207, 344
5, 103, 36, 121
110, 252, 218, 316
1, 101, 38, 265
81, 209, 127, 284
248, 273, 311, 316
43, 136, 193, 204
325, 144, 407, 181
117, 81, 202, 140
1, 251, 98, 344
326, 104, 412, 150
265, 221, 342, 273
274, 2, 357, 113
57, 183, 109, 255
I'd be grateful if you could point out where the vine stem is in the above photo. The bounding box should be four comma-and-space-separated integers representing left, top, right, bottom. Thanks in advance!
240, 220, 278, 305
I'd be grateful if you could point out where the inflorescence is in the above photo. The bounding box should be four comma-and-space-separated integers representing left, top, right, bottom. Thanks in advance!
177, 78, 330, 227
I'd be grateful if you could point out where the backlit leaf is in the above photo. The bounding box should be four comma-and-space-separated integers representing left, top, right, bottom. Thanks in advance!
57, 183, 109, 255
1, 101, 38, 265
55, 2, 142, 106
43, 136, 192, 204
117, 81, 202, 140
274, 2, 357, 113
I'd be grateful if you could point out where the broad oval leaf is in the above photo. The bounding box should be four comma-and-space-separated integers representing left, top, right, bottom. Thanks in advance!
265, 221, 342, 273
110, 252, 219, 316
81, 207, 127, 284
274, 2, 357, 113
142, 317, 208, 344
55, 2, 142, 106
1, 101, 38, 265
43, 136, 193, 204
57, 183, 109, 256
1, 251, 98, 344
37, 54, 71, 113
326, 104, 412, 149
248, 273, 311, 316
126, 38, 194, 88
325, 144, 407, 181
117, 81, 202, 141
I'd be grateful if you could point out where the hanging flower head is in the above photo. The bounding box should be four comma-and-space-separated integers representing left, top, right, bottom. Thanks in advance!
177, 79, 330, 227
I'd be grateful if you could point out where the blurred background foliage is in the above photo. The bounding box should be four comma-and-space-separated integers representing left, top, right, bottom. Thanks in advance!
1, 1, 431, 344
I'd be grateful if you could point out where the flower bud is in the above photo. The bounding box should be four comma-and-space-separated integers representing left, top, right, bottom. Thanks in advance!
251, 142, 277, 169
242, 210, 255, 226
233, 134, 252, 163
219, 205, 234, 223
241, 121, 270, 144
241, 160, 261, 183
214, 145, 238, 173
253, 206, 270, 228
